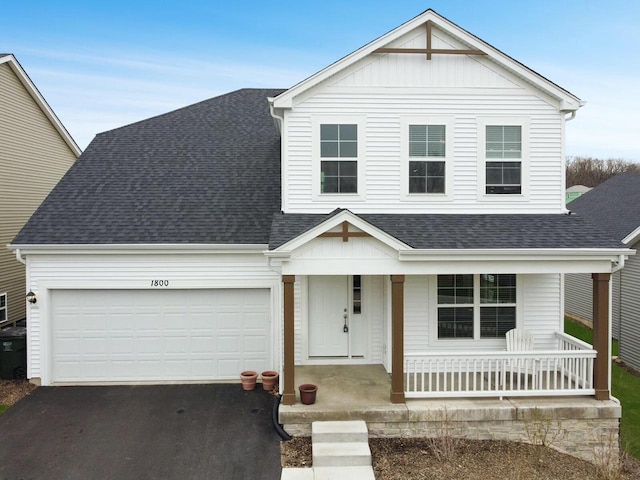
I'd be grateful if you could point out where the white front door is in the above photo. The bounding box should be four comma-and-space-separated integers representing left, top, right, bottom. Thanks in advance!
308, 275, 369, 358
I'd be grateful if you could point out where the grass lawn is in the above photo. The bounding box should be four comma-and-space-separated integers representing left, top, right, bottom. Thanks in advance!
0, 405, 8, 414
564, 318, 640, 458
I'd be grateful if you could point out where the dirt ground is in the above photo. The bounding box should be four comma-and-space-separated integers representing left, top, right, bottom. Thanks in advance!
282, 436, 640, 480
0, 379, 37, 406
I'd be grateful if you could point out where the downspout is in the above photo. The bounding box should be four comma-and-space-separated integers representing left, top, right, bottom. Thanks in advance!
269, 101, 287, 212
15, 248, 26, 265
561, 110, 577, 213
268, 101, 284, 133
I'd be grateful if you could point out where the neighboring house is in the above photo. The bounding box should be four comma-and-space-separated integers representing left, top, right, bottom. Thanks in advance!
9, 10, 629, 409
0, 54, 80, 326
565, 173, 640, 370
566, 184, 591, 203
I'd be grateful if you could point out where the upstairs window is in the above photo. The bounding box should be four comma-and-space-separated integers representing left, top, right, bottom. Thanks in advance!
486, 125, 521, 194
409, 124, 446, 194
320, 124, 357, 193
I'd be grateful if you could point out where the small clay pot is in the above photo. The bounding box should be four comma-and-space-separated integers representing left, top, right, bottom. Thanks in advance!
299, 383, 318, 405
261, 371, 279, 391
240, 371, 258, 391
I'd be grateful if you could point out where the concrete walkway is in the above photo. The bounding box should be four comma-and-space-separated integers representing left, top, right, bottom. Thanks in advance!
281, 421, 375, 480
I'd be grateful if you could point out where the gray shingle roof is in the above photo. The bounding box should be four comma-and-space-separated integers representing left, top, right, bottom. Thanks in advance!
568, 173, 640, 243
13, 88, 284, 245
269, 211, 624, 250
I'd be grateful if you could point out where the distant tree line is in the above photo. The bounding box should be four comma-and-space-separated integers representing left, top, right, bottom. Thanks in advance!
566, 156, 639, 188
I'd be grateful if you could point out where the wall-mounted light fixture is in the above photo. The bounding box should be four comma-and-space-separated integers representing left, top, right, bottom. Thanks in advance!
26, 291, 37, 304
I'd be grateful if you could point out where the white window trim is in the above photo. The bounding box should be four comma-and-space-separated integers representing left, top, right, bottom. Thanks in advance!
428, 274, 523, 348
477, 117, 529, 202
400, 116, 454, 202
0, 292, 7, 323
312, 116, 366, 202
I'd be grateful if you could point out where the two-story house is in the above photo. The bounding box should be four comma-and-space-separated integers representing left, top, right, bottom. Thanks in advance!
1, 54, 80, 327
10, 9, 628, 441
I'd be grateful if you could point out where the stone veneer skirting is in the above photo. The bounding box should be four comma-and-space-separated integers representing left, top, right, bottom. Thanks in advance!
280, 397, 621, 464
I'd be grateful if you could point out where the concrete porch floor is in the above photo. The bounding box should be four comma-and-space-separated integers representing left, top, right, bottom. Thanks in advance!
290, 365, 392, 409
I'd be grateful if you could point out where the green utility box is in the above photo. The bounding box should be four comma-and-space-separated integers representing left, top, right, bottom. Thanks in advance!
0, 327, 27, 379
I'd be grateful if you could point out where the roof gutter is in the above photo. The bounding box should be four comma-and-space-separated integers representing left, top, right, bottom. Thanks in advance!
7, 243, 269, 256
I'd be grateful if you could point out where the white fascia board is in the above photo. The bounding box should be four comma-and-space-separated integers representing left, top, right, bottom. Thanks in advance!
268, 210, 411, 255
0, 55, 82, 157
272, 9, 581, 111
622, 226, 640, 246
8, 243, 268, 256
399, 248, 634, 262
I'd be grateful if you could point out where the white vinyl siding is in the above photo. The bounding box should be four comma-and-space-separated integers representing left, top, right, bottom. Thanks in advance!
25, 253, 280, 384
279, 21, 564, 214
283, 93, 561, 214
404, 274, 561, 353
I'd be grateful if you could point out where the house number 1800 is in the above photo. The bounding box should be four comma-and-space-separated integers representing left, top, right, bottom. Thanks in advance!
150, 280, 169, 287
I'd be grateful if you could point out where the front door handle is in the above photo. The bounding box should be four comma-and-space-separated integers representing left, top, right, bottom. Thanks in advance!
343, 308, 349, 333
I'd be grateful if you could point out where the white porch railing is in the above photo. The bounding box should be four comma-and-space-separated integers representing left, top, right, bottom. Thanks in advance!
405, 332, 596, 398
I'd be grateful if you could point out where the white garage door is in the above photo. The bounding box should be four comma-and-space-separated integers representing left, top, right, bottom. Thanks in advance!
50, 289, 271, 383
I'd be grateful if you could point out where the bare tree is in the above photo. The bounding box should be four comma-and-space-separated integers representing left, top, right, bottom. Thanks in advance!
566, 157, 640, 188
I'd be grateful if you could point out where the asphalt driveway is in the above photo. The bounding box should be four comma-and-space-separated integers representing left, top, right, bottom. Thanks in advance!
0, 384, 282, 480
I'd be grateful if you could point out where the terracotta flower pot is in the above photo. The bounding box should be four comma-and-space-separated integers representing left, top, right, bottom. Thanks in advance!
240, 371, 258, 391
261, 371, 279, 391
299, 383, 318, 405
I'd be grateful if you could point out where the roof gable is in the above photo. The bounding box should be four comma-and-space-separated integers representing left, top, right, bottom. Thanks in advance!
271, 9, 582, 111
269, 209, 411, 254
0, 54, 81, 156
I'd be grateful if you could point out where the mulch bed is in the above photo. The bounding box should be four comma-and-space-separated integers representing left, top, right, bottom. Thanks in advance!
0, 379, 38, 406
282, 436, 640, 480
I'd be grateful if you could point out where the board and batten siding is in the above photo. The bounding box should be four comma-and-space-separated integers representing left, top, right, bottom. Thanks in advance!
620, 242, 640, 371
564, 272, 621, 339
281, 23, 565, 214
404, 274, 562, 353
25, 253, 280, 382
0, 63, 77, 324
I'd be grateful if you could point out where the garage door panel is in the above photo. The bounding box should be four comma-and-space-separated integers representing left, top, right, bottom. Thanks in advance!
51, 289, 271, 383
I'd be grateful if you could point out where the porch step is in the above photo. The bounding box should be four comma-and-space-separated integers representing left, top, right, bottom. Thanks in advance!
312, 441, 372, 467
314, 466, 376, 480
280, 467, 314, 480
280, 466, 375, 480
312, 420, 369, 443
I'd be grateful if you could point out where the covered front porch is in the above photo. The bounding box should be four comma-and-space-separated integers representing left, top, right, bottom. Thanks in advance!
268, 211, 630, 406
280, 272, 612, 405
